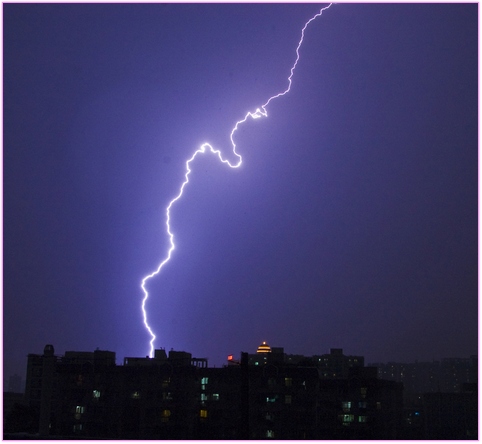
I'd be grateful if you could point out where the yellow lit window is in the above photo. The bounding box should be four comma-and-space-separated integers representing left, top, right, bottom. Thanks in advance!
284, 377, 292, 387
161, 409, 171, 423
200, 409, 208, 418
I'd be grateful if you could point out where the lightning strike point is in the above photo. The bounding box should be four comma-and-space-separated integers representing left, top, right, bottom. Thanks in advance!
141, 4, 333, 358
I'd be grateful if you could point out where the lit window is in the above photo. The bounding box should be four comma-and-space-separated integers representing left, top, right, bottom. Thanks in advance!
284, 377, 292, 387
162, 391, 172, 400
358, 401, 367, 409
200, 393, 208, 401
266, 396, 276, 403
342, 401, 351, 411
266, 430, 274, 438
285, 395, 292, 404
358, 415, 368, 423
201, 377, 209, 385
341, 414, 354, 423
200, 409, 208, 418
132, 391, 141, 399
161, 409, 171, 423
92, 390, 101, 399
75, 406, 85, 414
212, 393, 220, 401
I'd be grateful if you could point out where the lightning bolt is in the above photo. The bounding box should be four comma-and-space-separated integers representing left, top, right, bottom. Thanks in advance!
141, 3, 333, 357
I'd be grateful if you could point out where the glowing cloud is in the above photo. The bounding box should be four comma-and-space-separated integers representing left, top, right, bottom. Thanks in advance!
141, 4, 333, 357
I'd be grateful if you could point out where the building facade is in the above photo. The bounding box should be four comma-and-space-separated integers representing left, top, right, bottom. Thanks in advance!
17, 343, 409, 439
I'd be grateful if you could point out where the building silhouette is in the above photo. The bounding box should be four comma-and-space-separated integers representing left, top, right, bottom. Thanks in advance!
4, 342, 476, 439
371, 357, 478, 439
6, 374, 22, 394
13, 342, 405, 439
371, 356, 477, 400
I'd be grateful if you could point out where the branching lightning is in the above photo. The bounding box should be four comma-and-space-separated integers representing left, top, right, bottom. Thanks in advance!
141, 4, 333, 357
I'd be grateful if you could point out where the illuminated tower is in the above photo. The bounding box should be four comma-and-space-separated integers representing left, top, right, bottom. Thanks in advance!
256, 341, 272, 354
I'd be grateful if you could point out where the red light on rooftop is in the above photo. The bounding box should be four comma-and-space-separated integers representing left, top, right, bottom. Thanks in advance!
227, 355, 233, 361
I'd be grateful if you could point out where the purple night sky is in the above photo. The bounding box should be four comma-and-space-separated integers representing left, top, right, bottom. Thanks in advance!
3, 3, 477, 383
